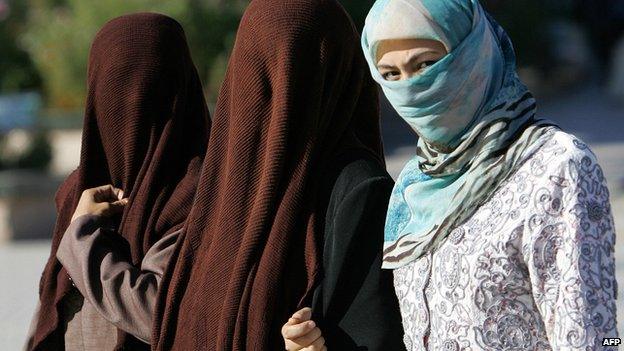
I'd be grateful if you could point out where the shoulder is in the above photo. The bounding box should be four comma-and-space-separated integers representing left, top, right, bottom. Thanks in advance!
531, 130, 604, 184
331, 154, 394, 202
325, 154, 394, 235
525, 130, 611, 222
542, 130, 599, 166
326, 153, 394, 217
521, 131, 614, 246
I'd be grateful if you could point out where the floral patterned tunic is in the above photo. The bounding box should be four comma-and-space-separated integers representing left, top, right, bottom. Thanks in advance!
393, 131, 618, 350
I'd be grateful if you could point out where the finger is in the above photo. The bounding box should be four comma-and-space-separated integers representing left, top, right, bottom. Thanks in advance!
284, 307, 312, 338
284, 340, 301, 351
282, 317, 302, 342
291, 307, 312, 322
107, 199, 127, 215
289, 327, 322, 348
105, 185, 124, 201
92, 185, 123, 202
90, 185, 115, 202
282, 320, 316, 339
285, 317, 300, 327
301, 336, 325, 351
111, 198, 128, 208
95, 201, 123, 217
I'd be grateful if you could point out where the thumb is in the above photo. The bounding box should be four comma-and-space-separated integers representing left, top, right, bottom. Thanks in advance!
109, 198, 128, 213
97, 199, 127, 217
291, 307, 312, 322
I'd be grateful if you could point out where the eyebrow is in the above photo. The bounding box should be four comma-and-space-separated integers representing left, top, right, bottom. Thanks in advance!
404, 50, 437, 66
377, 49, 440, 70
376, 64, 397, 70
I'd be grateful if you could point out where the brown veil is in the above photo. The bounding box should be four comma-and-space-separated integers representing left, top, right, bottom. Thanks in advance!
152, 0, 384, 349
30, 13, 210, 350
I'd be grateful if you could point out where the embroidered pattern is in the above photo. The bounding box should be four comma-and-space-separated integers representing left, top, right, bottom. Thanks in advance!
393, 132, 618, 350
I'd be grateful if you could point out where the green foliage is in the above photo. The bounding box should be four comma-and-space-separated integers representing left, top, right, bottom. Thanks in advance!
182, 1, 243, 101
17, 0, 373, 108
12, 0, 561, 110
0, 1, 41, 93
20, 0, 245, 108
21, 0, 189, 108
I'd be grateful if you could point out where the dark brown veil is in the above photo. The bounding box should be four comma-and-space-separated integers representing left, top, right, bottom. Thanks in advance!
152, 0, 383, 349
30, 13, 210, 350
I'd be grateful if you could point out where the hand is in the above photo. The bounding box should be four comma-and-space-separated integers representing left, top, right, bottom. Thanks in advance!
282, 307, 326, 351
71, 185, 128, 222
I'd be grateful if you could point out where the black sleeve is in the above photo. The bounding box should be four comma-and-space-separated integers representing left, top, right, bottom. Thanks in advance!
312, 177, 406, 351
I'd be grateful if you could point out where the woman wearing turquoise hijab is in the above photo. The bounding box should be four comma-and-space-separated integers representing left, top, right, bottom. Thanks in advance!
361, 0, 618, 349
283, 0, 618, 350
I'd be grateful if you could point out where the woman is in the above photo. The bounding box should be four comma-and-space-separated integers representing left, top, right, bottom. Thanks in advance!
293, 0, 619, 349
152, 0, 405, 350
26, 13, 210, 350
366, 0, 618, 349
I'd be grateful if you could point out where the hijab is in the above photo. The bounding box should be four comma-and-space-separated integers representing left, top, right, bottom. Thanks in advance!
361, 0, 558, 268
30, 13, 210, 350
152, 0, 384, 349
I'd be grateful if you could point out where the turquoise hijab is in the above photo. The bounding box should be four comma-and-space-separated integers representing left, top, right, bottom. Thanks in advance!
361, 0, 557, 268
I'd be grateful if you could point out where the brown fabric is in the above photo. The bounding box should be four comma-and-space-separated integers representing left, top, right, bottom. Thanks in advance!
152, 0, 384, 350
29, 13, 210, 351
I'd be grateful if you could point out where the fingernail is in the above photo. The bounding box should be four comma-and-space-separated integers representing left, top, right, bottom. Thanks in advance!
308, 321, 315, 328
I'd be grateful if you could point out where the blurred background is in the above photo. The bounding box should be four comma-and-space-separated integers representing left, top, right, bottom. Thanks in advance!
1, 0, 623, 348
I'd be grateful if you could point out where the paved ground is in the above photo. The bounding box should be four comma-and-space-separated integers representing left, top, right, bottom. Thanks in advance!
0, 241, 49, 349
1, 86, 623, 349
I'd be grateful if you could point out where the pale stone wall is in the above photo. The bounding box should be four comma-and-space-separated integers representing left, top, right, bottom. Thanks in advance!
48, 129, 82, 176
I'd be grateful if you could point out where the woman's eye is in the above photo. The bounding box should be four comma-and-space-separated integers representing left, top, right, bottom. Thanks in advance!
382, 71, 401, 81
416, 60, 438, 72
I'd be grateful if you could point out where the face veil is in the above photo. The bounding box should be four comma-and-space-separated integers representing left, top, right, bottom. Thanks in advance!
361, 0, 557, 268
152, 0, 384, 349
30, 13, 210, 350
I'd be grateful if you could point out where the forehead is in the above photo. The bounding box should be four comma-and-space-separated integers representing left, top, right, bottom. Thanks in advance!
376, 38, 447, 64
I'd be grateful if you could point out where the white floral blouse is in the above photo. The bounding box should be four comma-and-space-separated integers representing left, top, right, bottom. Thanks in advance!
393, 131, 618, 350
